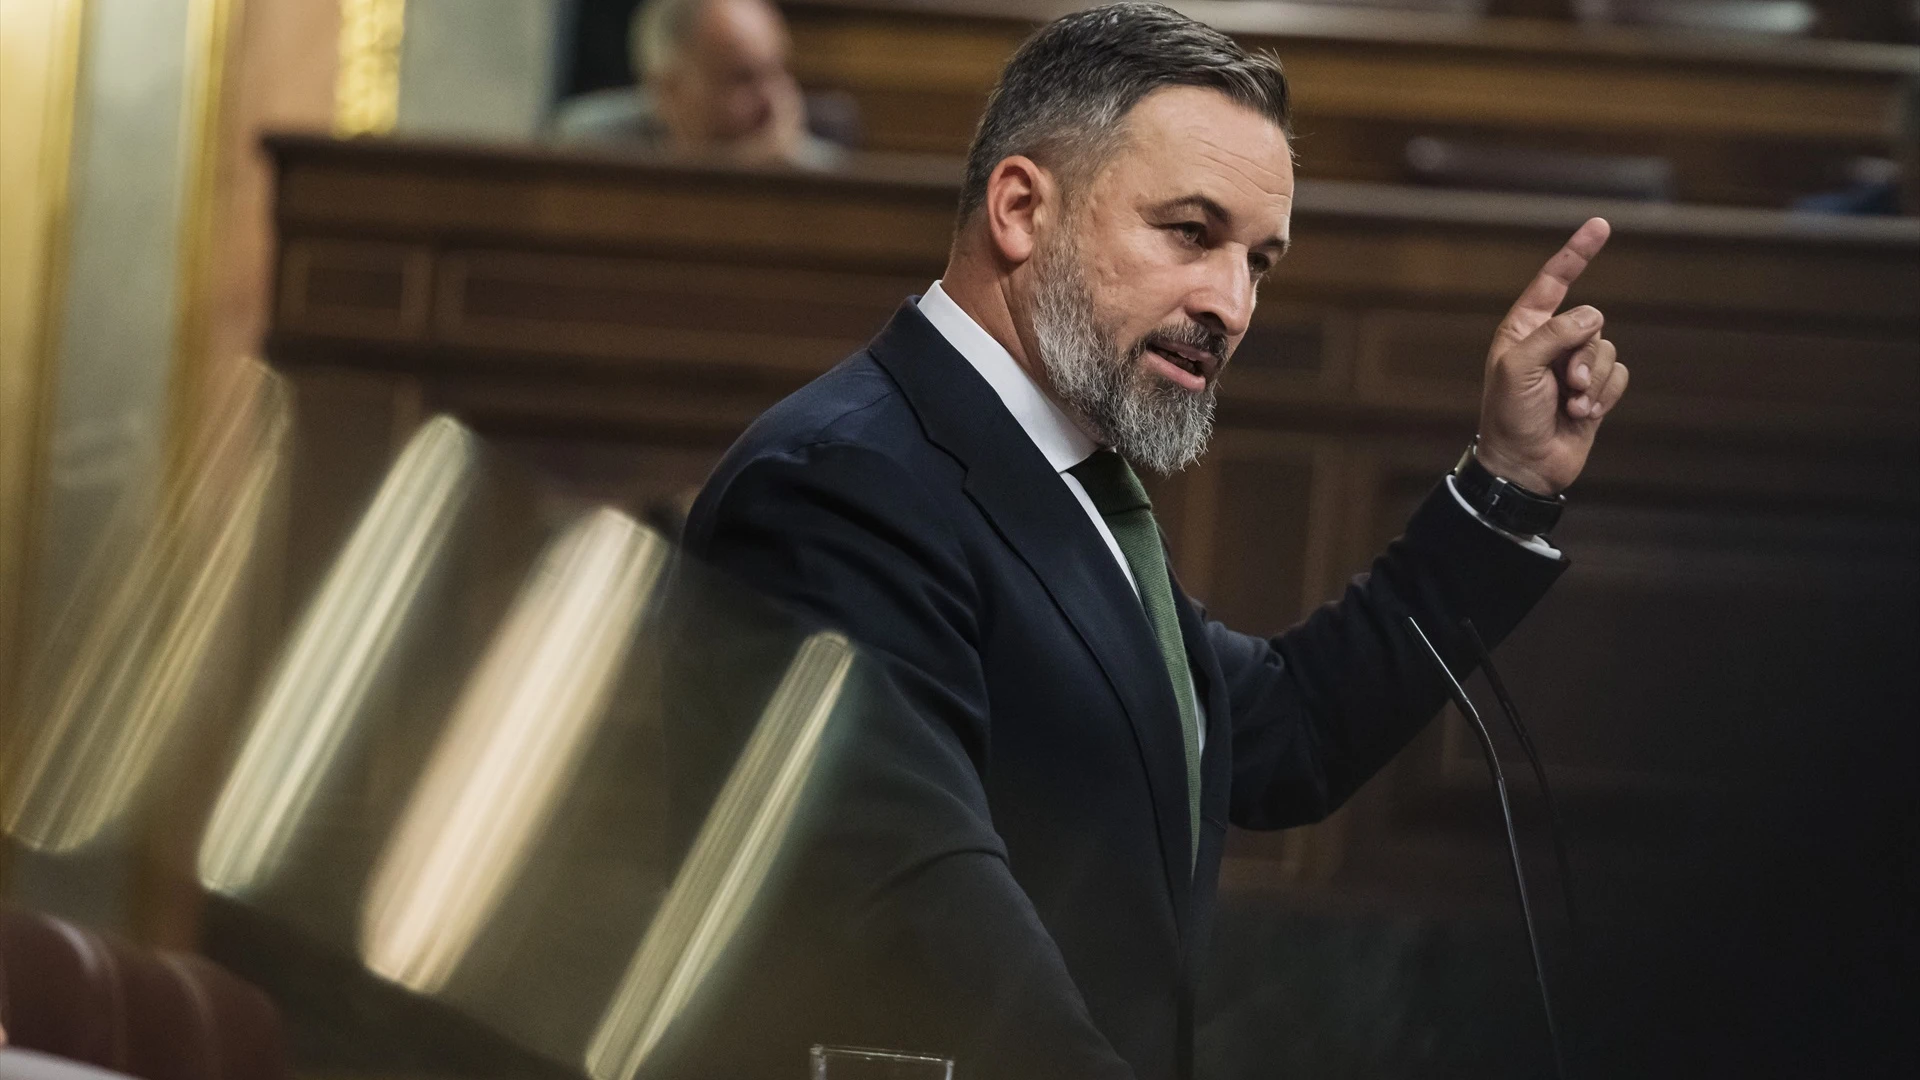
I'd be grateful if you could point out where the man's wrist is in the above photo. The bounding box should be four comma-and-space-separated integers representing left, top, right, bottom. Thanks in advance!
1446, 476, 1564, 559
1470, 443, 1558, 497
1452, 438, 1566, 538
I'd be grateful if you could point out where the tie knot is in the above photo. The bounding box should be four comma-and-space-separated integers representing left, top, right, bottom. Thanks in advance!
1069, 450, 1152, 515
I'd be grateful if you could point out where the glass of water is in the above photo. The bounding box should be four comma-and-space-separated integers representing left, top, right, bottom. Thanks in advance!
810, 1044, 955, 1079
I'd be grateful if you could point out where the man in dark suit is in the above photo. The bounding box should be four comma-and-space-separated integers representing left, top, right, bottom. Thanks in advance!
680, 4, 1627, 1076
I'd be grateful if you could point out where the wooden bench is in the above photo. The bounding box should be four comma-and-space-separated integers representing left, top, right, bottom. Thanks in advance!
779, 0, 1920, 207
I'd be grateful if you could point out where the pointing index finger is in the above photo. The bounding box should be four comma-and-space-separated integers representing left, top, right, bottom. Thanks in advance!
1497, 217, 1611, 344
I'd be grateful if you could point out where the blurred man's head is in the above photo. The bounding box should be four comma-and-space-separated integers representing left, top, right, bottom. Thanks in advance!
633, 0, 807, 159
950, 4, 1294, 474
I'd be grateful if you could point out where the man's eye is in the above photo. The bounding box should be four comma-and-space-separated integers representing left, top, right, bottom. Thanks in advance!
1249, 254, 1273, 276
1173, 222, 1205, 245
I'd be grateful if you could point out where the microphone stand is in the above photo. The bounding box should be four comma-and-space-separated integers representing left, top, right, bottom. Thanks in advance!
1461, 617, 1581, 945
1405, 616, 1570, 1080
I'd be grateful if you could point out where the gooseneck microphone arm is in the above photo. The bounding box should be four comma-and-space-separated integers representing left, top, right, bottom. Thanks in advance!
1405, 615, 1570, 1080
1460, 617, 1581, 944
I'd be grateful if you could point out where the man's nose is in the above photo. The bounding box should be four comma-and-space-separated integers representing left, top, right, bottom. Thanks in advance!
1190, 250, 1255, 340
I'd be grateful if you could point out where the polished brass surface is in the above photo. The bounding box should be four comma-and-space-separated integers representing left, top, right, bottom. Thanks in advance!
4, 369, 289, 854
588, 630, 853, 1080
0, 0, 88, 736
3, 369, 885, 1076
165, 0, 246, 483
361, 507, 669, 995
199, 415, 477, 896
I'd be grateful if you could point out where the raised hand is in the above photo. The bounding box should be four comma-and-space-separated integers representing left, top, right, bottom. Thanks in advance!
1476, 217, 1628, 495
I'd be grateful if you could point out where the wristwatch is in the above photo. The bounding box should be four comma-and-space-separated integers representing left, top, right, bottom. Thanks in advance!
1452, 438, 1565, 538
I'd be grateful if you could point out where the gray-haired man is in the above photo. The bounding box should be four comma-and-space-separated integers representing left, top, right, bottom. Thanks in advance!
552, 0, 845, 168
683, 4, 1623, 1075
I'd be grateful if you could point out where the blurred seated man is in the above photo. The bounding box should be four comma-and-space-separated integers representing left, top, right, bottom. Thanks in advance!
551, 0, 850, 169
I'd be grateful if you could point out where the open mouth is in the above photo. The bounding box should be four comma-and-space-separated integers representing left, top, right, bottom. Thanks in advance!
1146, 338, 1215, 381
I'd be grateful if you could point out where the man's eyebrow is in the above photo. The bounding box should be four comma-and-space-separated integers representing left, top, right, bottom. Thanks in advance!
1151, 195, 1290, 256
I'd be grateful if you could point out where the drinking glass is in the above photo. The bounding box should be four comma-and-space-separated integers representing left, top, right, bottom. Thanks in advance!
810, 1044, 955, 1079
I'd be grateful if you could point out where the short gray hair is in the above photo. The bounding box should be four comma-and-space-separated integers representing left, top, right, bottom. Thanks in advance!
958, 3, 1293, 223
632, 0, 706, 78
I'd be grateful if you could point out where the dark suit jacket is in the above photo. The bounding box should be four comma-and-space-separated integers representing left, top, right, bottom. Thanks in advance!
679, 301, 1566, 1079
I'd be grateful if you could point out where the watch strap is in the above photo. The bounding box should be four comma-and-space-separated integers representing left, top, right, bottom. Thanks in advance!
1452, 441, 1565, 537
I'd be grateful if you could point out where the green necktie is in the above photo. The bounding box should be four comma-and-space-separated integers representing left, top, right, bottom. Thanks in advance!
1068, 450, 1201, 864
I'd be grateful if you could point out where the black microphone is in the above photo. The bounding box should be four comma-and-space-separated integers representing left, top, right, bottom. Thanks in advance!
1405, 615, 1571, 1080
1461, 617, 1581, 945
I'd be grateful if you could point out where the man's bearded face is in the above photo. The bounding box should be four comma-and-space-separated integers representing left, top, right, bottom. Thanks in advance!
1030, 225, 1228, 476
1014, 86, 1295, 475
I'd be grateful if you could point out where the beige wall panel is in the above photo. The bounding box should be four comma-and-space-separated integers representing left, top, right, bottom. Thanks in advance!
395, 0, 563, 139
34, 0, 196, 653
205, 0, 340, 419
0, 0, 85, 722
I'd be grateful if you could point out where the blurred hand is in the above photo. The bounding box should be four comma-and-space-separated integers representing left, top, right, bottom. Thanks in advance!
723, 76, 809, 167
1476, 217, 1629, 495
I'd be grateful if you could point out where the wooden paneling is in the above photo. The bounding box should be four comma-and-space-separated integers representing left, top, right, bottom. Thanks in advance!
261, 128, 1918, 917
434, 252, 920, 374
1349, 437, 1920, 807
279, 239, 433, 341
779, 0, 1920, 208
1355, 309, 1920, 441
1203, 444, 1322, 632
260, 134, 1917, 1074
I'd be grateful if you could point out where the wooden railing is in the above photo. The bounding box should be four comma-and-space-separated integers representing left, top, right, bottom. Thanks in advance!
778, 0, 1920, 208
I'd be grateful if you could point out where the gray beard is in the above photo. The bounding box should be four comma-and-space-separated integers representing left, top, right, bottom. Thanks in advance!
1030, 238, 1218, 477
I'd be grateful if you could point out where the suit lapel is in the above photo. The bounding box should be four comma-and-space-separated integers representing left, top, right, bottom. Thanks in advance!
868, 302, 1195, 913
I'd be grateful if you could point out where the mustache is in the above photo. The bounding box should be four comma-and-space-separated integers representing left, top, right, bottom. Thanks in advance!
1133, 321, 1229, 367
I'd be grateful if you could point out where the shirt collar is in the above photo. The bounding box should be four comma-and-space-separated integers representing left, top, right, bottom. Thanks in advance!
916, 280, 1098, 474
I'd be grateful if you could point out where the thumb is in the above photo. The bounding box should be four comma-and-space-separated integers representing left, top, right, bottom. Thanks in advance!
1507, 305, 1603, 372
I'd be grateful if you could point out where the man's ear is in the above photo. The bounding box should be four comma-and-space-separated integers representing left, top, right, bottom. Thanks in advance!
984, 155, 1053, 267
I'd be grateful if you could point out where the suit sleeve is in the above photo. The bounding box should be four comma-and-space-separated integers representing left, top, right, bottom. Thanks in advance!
679, 440, 1135, 1079
1209, 482, 1568, 830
